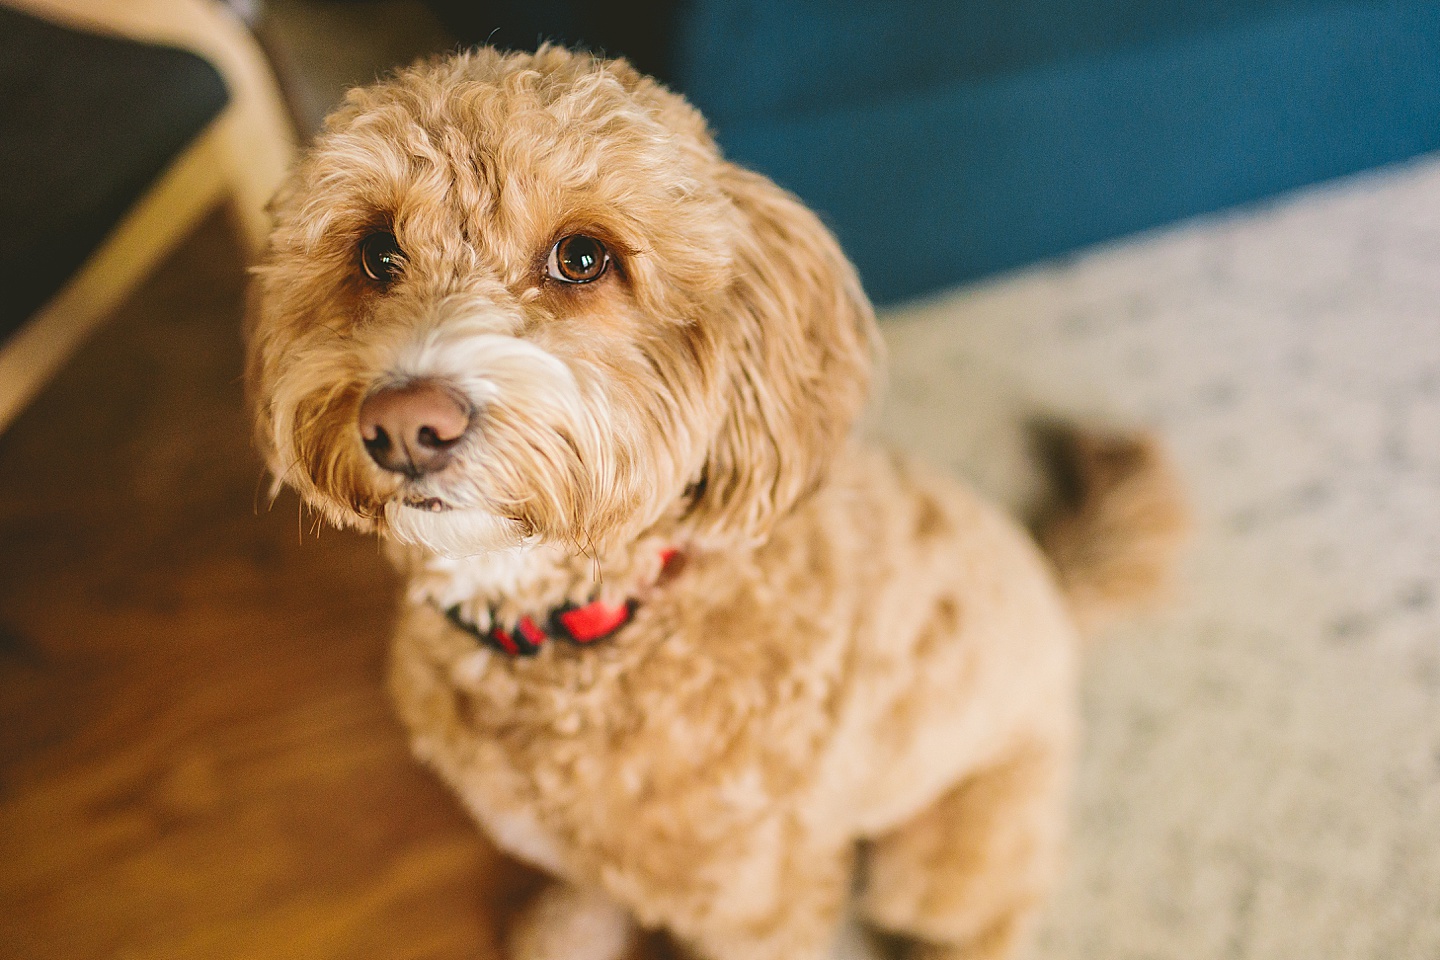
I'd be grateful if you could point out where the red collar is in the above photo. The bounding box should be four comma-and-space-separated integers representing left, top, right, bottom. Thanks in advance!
442, 549, 678, 657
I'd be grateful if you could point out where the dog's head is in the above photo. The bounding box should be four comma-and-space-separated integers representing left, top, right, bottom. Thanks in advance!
247, 47, 877, 558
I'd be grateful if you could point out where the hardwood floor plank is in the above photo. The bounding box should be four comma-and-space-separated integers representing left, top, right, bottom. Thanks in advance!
0, 216, 524, 960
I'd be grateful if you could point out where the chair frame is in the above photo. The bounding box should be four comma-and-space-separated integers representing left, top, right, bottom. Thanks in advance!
0, 0, 295, 432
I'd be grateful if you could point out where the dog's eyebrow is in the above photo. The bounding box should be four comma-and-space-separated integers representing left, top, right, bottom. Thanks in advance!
545, 212, 641, 259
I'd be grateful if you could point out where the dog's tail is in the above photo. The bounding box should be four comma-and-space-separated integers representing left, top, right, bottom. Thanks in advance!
1036, 425, 1190, 637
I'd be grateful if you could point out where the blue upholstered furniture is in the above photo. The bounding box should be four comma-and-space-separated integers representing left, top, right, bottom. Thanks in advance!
432, 0, 1440, 304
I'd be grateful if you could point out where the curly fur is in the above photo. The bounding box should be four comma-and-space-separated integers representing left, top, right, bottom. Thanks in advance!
246, 47, 1186, 960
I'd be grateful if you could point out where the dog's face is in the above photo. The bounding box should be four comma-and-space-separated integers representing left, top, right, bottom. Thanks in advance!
247, 47, 876, 558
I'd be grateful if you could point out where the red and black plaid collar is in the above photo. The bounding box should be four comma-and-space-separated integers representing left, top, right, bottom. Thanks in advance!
444, 597, 635, 657
441, 549, 679, 658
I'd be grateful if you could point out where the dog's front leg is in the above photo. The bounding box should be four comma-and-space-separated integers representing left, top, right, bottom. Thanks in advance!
506, 880, 637, 960
673, 843, 854, 960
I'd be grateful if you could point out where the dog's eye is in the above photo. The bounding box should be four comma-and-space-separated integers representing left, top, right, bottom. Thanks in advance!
359, 231, 404, 284
547, 235, 609, 284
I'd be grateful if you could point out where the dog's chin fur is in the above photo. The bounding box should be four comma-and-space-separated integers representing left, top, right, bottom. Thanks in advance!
382, 501, 528, 557
245, 45, 1187, 960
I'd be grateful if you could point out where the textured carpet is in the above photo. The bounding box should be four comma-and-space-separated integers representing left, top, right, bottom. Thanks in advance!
859, 154, 1440, 960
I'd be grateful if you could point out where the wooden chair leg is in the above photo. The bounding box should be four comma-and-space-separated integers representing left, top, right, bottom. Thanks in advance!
0, 127, 230, 433
0, 0, 296, 432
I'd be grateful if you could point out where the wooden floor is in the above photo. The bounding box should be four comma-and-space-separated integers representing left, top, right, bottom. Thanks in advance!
0, 215, 567, 959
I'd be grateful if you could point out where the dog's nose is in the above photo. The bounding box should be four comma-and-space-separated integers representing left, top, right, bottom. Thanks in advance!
358, 380, 471, 477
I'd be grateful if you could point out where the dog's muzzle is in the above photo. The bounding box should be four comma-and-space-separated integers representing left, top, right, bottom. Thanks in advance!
358, 379, 472, 479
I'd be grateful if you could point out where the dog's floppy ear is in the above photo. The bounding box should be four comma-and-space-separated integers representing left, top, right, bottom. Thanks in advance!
685, 165, 879, 546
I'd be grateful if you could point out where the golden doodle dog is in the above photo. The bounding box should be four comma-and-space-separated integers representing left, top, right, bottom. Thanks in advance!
246, 46, 1186, 960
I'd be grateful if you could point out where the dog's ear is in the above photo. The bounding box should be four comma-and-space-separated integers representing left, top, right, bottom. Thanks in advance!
685, 166, 879, 546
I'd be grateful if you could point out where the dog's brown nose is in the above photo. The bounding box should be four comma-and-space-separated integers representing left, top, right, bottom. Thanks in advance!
358, 380, 471, 477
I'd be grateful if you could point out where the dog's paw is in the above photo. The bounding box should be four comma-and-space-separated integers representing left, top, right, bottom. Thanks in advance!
507, 883, 636, 960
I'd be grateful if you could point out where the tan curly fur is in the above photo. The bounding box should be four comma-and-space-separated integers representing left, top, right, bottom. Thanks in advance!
246, 47, 1187, 960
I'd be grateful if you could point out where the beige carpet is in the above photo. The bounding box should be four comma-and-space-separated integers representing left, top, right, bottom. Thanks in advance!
865, 157, 1440, 959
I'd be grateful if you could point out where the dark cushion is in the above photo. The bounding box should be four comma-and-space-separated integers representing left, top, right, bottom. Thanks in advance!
0, 5, 230, 335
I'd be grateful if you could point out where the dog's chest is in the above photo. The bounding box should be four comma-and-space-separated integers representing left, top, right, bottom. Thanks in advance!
392, 580, 855, 883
